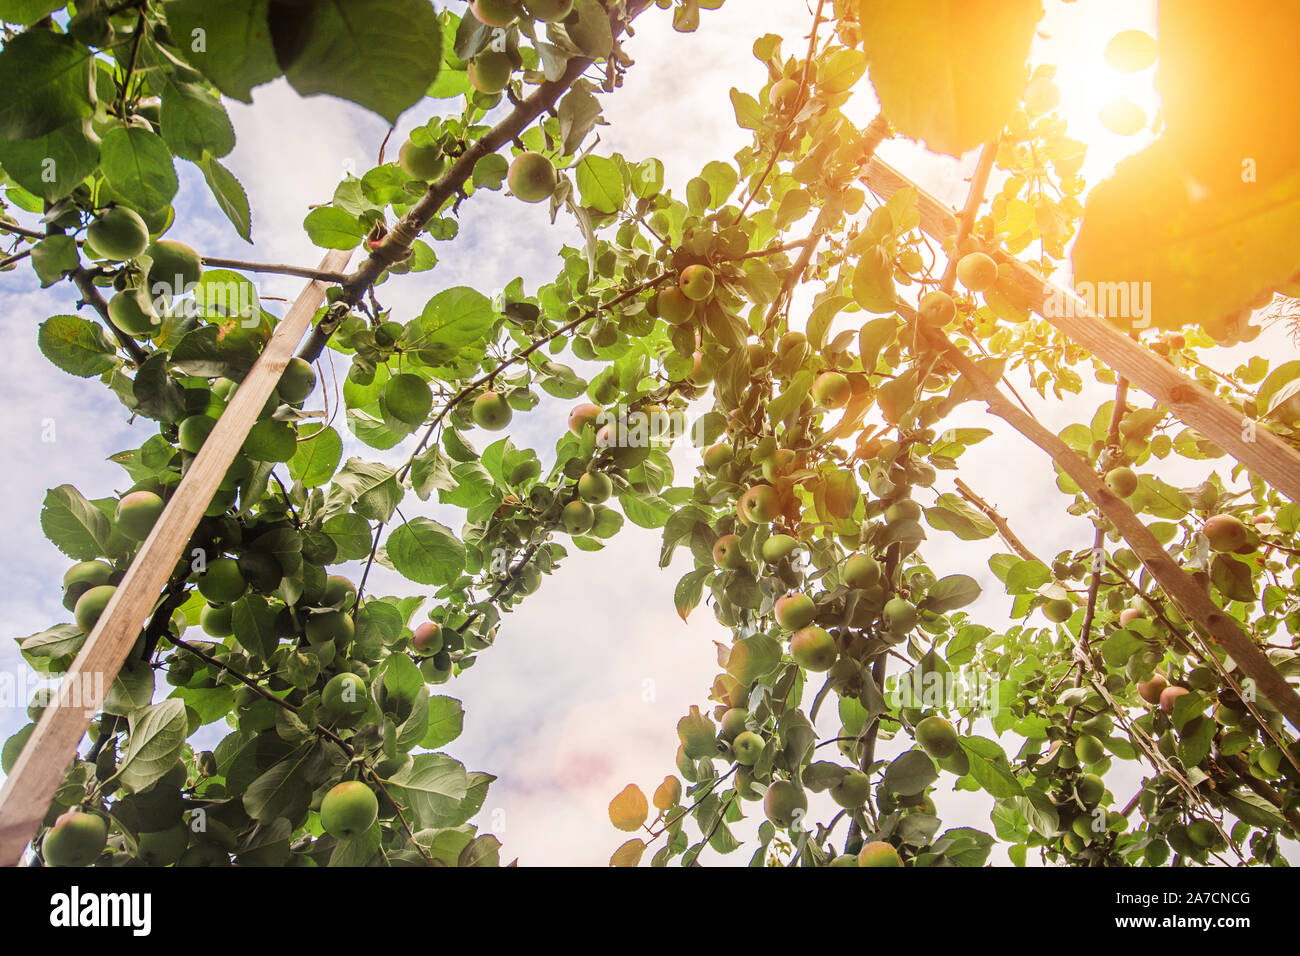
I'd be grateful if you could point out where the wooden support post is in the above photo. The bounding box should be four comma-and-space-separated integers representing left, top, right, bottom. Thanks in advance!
862, 157, 1300, 504
0, 250, 351, 866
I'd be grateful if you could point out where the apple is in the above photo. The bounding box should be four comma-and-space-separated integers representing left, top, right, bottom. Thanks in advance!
383, 373, 433, 426
278, 357, 317, 403
731, 731, 764, 765
719, 707, 748, 739
568, 403, 602, 434
678, 264, 715, 301
830, 769, 870, 809
1202, 514, 1248, 552
468, 50, 512, 95
508, 151, 557, 203
712, 533, 745, 569
812, 371, 851, 409
562, 500, 595, 534
1075, 734, 1105, 764
1137, 673, 1167, 705
918, 290, 956, 327
307, 610, 355, 647
790, 626, 837, 671
1042, 598, 1074, 623
884, 499, 921, 523
702, 443, 733, 472
1159, 685, 1189, 714
761, 448, 797, 483
177, 414, 215, 454
74, 585, 117, 633
738, 484, 780, 523
322, 574, 357, 609
321, 672, 369, 724
1076, 772, 1105, 805
200, 602, 234, 638
471, 390, 513, 430
882, 597, 917, 634
955, 252, 998, 292
578, 471, 612, 503
1118, 607, 1143, 626
656, 286, 695, 325
399, 138, 446, 181
915, 715, 958, 759
1104, 466, 1138, 498
42, 810, 108, 866
62, 560, 113, 610
469, 0, 520, 27
761, 533, 799, 563
107, 288, 159, 336
522, 0, 572, 20
769, 77, 800, 112
857, 840, 901, 867
320, 781, 379, 838
774, 592, 816, 630
412, 621, 443, 656
115, 490, 164, 540
843, 553, 880, 589
87, 206, 149, 261
763, 779, 807, 828
198, 557, 246, 604
136, 822, 189, 866
146, 240, 202, 298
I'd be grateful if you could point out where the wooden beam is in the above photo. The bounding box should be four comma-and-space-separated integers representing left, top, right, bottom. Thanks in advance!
862, 157, 1300, 504
0, 250, 351, 866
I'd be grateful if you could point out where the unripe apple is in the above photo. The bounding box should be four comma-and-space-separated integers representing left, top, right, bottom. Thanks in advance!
1137, 672, 1167, 705
719, 707, 748, 739
857, 840, 901, 867
522, 0, 572, 20
471, 390, 513, 430
87, 206, 149, 261
321, 672, 369, 724
843, 553, 880, 589
1076, 772, 1105, 806
278, 357, 317, 403
469, 0, 520, 27
107, 288, 159, 336
702, 442, 733, 472
399, 138, 445, 180
774, 592, 816, 630
1202, 514, 1248, 552
790, 626, 837, 671
578, 471, 612, 503
412, 621, 442, 656
915, 715, 959, 759
761, 448, 797, 483
468, 50, 512, 95
1104, 465, 1138, 498
830, 769, 870, 809
136, 822, 189, 866
763, 779, 807, 828
918, 290, 956, 327
1118, 607, 1143, 626
1042, 598, 1074, 623
42, 810, 108, 866
198, 557, 246, 604
146, 240, 201, 298
738, 484, 780, 523
732, 730, 764, 765
200, 602, 234, 638
1159, 684, 1189, 714
955, 252, 998, 292
306, 610, 354, 647
656, 286, 695, 324
812, 371, 851, 409
320, 781, 378, 838
568, 402, 602, 434
74, 585, 117, 633
882, 597, 917, 634
884, 499, 921, 523
115, 490, 165, 541
678, 264, 715, 301
770, 77, 800, 112
761, 533, 799, 563
322, 575, 357, 609
508, 151, 557, 203
562, 499, 595, 535
177, 414, 215, 454
712, 533, 745, 570
1075, 734, 1105, 764
62, 560, 113, 610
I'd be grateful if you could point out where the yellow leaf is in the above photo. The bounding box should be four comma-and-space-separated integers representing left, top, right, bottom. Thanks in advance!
609, 838, 646, 867
608, 784, 649, 832
653, 776, 682, 811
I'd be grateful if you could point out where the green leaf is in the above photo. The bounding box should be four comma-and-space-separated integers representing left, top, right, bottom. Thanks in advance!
0, 118, 99, 200
322, 512, 374, 560
160, 82, 236, 161
921, 574, 981, 612
923, 494, 996, 541
303, 205, 366, 249
619, 491, 672, 529
422, 696, 466, 749
387, 753, 470, 829
270, 0, 443, 124
576, 154, 625, 214
288, 423, 342, 487
243, 746, 314, 822
37, 315, 117, 379
40, 484, 111, 559
334, 458, 401, 521
100, 126, 179, 213
859, 0, 1043, 157
385, 517, 467, 586
674, 568, 710, 622
168, 0, 282, 102
565, 0, 614, 59
960, 736, 1023, 798
30, 235, 79, 286
201, 152, 254, 242
730, 88, 763, 130
882, 749, 938, 796
117, 699, 188, 793
0, 0, 63, 24
0, 31, 94, 139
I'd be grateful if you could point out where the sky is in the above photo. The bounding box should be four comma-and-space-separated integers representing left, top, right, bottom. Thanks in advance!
1, 0, 1287, 866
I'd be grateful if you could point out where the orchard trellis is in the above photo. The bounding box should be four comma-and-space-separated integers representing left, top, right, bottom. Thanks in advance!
0, 0, 1299, 868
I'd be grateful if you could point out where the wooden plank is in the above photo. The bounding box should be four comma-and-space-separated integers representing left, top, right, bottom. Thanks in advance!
862, 157, 1300, 504
0, 250, 351, 866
